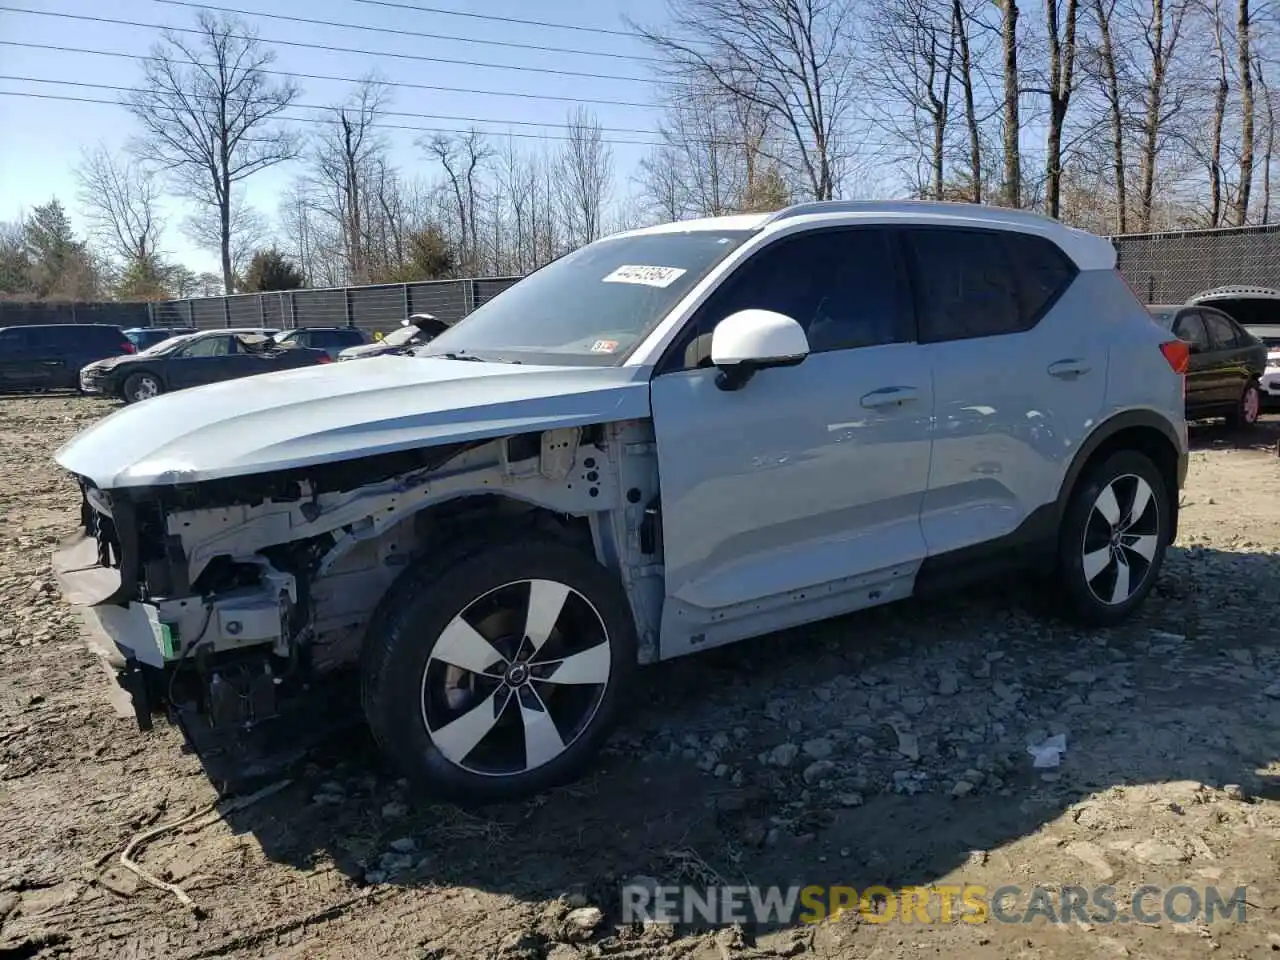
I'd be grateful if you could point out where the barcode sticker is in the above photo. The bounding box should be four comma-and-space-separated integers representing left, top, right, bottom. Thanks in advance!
602, 264, 688, 288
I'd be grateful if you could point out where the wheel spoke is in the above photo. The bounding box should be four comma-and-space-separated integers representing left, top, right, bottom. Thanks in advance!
434, 615, 508, 675
534, 642, 611, 685
518, 686, 565, 770
1110, 552, 1131, 603
1082, 546, 1113, 581
1123, 478, 1154, 531
432, 686, 510, 764
524, 579, 571, 654
1122, 534, 1158, 561
1094, 483, 1122, 527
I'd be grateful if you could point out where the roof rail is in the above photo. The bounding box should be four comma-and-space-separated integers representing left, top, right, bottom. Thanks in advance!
763, 199, 1062, 228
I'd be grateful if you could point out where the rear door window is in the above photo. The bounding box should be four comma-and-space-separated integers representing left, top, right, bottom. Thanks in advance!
905, 227, 1077, 342
1203, 311, 1241, 349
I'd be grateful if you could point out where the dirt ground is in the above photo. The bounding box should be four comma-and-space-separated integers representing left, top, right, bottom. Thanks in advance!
0, 395, 1278, 960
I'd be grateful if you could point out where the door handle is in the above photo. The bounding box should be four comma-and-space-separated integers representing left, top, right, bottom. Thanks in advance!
1048, 359, 1091, 379
860, 386, 919, 409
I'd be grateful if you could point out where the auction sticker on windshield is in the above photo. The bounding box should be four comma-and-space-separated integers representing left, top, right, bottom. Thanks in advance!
602, 264, 688, 288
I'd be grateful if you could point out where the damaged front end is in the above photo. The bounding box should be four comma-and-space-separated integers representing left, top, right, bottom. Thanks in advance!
52, 442, 471, 785
51, 423, 663, 789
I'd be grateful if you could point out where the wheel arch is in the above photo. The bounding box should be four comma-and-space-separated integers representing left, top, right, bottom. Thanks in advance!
1056, 409, 1184, 542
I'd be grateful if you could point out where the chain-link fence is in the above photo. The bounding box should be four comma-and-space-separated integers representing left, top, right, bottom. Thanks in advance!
6, 224, 1280, 332
146, 276, 523, 336
0, 301, 153, 328
1110, 223, 1280, 303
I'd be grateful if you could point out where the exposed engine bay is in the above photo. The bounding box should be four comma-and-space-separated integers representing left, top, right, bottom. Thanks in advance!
55, 421, 663, 786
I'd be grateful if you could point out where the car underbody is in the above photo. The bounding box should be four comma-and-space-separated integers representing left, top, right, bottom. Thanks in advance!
54, 420, 663, 788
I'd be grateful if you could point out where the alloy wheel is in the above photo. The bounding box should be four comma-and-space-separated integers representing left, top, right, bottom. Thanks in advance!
1242, 384, 1261, 424
131, 376, 159, 401
419, 578, 612, 777
1080, 473, 1161, 606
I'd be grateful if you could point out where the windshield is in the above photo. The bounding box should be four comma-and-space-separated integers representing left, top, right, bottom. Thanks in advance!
419, 228, 755, 365
381, 325, 421, 347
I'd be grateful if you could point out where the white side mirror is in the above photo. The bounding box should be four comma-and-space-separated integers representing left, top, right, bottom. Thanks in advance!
709, 309, 809, 391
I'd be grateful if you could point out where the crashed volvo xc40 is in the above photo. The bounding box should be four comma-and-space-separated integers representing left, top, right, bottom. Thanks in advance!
50, 202, 1188, 805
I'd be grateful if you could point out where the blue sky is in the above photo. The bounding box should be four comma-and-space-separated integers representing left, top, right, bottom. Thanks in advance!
0, 0, 666, 273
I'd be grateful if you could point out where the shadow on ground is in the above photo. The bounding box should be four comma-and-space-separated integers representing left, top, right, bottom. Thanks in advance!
1188, 413, 1280, 452
196, 541, 1280, 939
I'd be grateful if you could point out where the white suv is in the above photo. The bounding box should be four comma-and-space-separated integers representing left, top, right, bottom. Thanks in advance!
52, 201, 1190, 804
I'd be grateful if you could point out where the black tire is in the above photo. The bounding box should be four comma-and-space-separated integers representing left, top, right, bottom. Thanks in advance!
1056, 449, 1171, 626
361, 534, 637, 806
1225, 380, 1262, 428
122, 372, 163, 404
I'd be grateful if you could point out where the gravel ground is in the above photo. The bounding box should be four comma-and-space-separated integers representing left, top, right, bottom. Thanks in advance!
0, 395, 1278, 959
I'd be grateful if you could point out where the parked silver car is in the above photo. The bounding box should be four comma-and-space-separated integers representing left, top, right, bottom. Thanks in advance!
50, 200, 1189, 804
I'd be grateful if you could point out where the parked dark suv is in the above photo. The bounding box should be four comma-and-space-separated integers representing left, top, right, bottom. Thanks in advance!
0, 323, 135, 392
272, 326, 368, 360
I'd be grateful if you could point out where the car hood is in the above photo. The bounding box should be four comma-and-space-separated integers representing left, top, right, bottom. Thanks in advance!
339, 341, 403, 359
54, 356, 651, 489
82, 355, 136, 373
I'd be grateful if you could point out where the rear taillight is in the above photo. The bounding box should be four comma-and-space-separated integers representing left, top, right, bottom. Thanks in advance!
1160, 339, 1189, 374
121, 342, 135, 354
316, 355, 332, 364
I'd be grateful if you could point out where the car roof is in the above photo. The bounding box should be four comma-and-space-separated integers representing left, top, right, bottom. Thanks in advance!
608, 199, 1115, 271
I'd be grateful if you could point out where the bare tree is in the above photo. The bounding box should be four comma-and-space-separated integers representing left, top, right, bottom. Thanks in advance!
277, 180, 320, 286
1132, 0, 1191, 229
631, 0, 857, 200
1234, 0, 1256, 223
952, 0, 984, 202
555, 108, 614, 247
1206, 0, 1232, 225
638, 144, 687, 222
997, 0, 1022, 206
126, 11, 298, 293
865, 0, 956, 199
311, 79, 387, 284
184, 200, 270, 289
424, 130, 492, 272
74, 144, 165, 271
1044, 0, 1081, 218
1089, 0, 1128, 230
1258, 53, 1274, 222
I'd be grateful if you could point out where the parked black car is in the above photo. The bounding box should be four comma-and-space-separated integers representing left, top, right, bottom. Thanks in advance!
272, 326, 369, 360
338, 313, 448, 360
79, 328, 332, 403
123, 326, 199, 352
0, 323, 135, 392
1147, 303, 1268, 426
